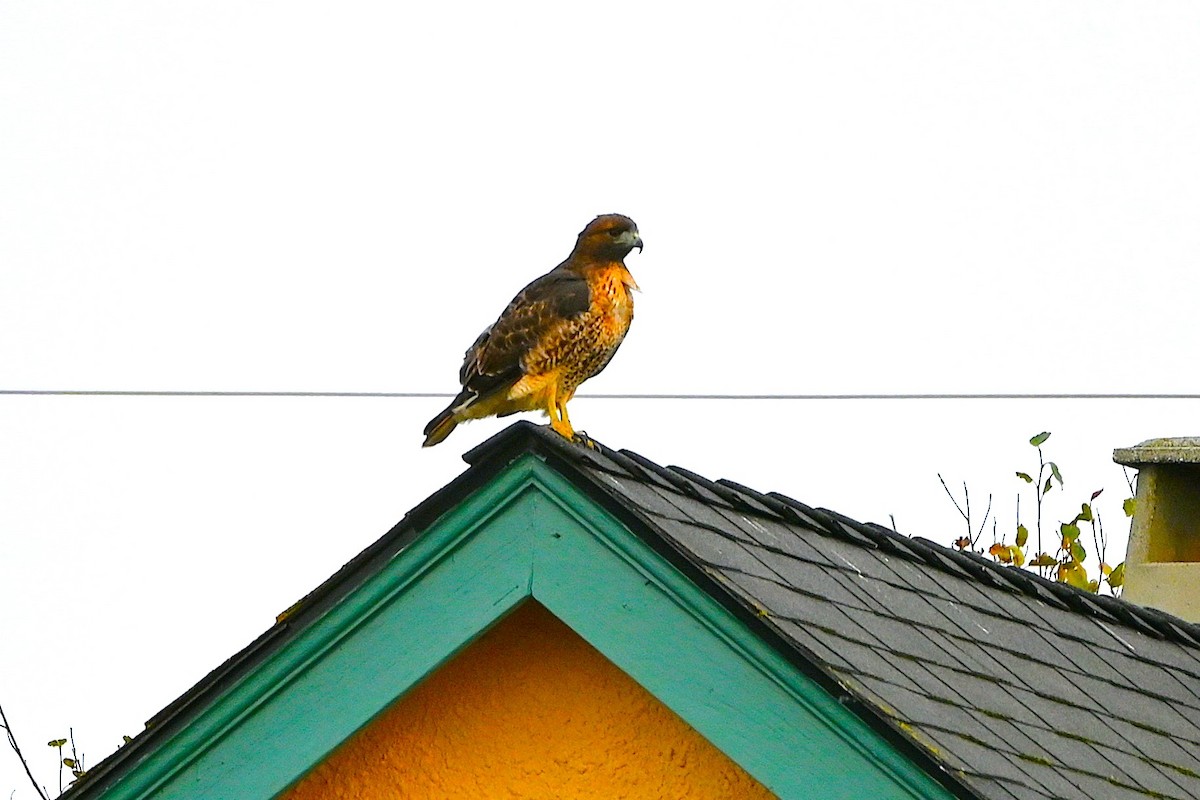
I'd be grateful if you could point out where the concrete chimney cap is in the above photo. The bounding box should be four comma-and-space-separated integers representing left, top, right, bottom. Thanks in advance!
1114, 437, 1200, 467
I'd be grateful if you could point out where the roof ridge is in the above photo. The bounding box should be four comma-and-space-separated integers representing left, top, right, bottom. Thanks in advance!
473, 421, 1200, 652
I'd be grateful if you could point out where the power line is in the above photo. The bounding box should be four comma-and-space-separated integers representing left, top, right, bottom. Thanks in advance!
1, 390, 1198, 400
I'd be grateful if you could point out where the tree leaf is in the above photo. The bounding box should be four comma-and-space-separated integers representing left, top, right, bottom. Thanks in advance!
63, 758, 77, 768
1101, 562, 1113, 576
1060, 522, 1081, 543
1043, 476, 1053, 495
47, 739, 67, 748
1109, 562, 1126, 588
1078, 503, 1093, 522
1030, 431, 1051, 446
988, 542, 1008, 561
1123, 497, 1137, 518
1070, 539, 1086, 563
1016, 524, 1029, 547
1016, 471, 1034, 483
1010, 546, 1026, 567
1090, 488, 1104, 501
953, 536, 971, 550
1059, 561, 1091, 589
1029, 553, 1058, 567
1050, 462, 1063, 486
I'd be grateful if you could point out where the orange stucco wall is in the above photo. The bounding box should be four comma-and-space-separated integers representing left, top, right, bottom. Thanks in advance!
279, 600, 777, 799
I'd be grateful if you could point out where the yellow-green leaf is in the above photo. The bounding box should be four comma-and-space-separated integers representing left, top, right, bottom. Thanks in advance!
1050, 462, 1063, 486
1029, 553, 1058, 567
1009, 546, 1026, 567
1078, 503, 1093, 522
1043, 476, 1053, 495
1061, 522, 1081, 543
47, 739, 67, 748
1101, 562, 1113, 577
1123, 497, 1137, 517
1070, 539, 1086, 563
1016, 524, 1029, 547
1016, 471, 1034, 483
1059, 561, 1090, 589
1030, 431, 1051, 446
63, 758, 77, 768
1109, 562, 1126, 588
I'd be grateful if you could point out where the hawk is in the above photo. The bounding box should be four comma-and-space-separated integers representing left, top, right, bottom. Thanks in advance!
423, 214, 643, 447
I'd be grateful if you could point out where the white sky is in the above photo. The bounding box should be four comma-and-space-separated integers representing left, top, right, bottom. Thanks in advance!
2, 1, 1199, 795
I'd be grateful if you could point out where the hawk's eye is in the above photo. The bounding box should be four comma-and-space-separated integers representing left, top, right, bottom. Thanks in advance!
607, 229, 621, 237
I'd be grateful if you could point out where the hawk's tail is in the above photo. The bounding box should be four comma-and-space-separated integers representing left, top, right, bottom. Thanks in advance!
422, 406, 458, 447
421, 390, 474, 447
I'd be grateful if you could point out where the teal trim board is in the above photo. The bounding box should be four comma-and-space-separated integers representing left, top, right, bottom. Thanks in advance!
82, 455, 957, 800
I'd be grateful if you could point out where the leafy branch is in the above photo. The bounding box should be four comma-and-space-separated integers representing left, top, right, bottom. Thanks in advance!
2, 696, 98, 800
47, 731, 86, 796
945, 431, 1128, 595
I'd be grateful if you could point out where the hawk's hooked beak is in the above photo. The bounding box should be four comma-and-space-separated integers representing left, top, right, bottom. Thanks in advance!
619, 230, 643, 253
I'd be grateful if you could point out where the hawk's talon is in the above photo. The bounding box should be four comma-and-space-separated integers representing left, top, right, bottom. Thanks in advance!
572, 430, 600, 451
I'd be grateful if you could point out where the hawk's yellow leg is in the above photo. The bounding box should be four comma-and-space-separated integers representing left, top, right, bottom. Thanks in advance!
556, 396, 575, 438
546, 384, 575, 439
555, 393, 596, 448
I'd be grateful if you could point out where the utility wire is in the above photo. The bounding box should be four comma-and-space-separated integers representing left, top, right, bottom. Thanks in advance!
1, 390, 1198, 400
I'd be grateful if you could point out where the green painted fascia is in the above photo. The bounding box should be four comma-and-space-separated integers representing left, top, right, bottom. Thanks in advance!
85, 454, 957, 800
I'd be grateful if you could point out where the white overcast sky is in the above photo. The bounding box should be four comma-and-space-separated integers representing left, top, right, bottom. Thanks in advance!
2, 2, 1199, 795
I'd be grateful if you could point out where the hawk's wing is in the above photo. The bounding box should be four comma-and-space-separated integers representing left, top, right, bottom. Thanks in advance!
458, 267, 591, 401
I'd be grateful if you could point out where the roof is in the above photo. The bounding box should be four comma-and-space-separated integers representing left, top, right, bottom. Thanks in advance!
67, 422, 1200, 800
469, 425, 1200, 800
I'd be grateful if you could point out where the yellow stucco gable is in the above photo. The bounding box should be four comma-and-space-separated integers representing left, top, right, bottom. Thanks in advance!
279, 600, 777, 799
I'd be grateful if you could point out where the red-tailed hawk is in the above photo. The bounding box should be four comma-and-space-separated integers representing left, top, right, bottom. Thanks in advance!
423, 214, 643, 447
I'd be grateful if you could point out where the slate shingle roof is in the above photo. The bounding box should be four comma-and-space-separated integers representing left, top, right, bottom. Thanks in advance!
463, 423, 1200, 800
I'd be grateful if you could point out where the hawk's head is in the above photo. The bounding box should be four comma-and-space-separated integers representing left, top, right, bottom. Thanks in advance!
573, 214, 643, 262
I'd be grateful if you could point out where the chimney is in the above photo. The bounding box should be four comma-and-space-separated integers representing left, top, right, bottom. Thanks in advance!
1113, 437, 1200, 622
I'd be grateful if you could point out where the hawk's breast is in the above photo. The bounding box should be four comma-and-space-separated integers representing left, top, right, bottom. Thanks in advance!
560, 265, 635, 392
515, 263, 636, 400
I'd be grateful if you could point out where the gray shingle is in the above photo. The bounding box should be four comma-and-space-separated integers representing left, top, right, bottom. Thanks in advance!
1104, 651, 1200, 709
1062, 770, 1183, 800
738, 545, 877, 612
1091, 743, 1197, 799
917, 726, 1023, 780
1106, 716, 1200, 776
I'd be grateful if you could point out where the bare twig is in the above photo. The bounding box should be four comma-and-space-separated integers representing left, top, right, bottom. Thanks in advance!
70, 727, 83, 778
975, 493, 993, 547
1035, 447, 1044, 571
963, 481, 971, 536
0, 701, 50, 800
1092, 510, 1112, 593
938, 474, 969, 524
